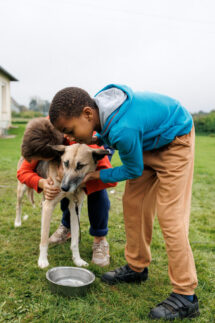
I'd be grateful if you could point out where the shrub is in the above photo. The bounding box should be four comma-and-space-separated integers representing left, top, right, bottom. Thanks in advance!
12, 110, 44, 119
193, 111, 215, 134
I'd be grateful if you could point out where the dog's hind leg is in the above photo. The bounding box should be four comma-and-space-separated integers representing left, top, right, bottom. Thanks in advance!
38, 200, 55, 268
15, 182, 27, 227
27, 187, 35, 208
69, 192, 88, 267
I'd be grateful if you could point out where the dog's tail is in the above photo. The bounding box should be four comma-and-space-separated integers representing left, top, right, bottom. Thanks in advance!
27, 187, 35, 207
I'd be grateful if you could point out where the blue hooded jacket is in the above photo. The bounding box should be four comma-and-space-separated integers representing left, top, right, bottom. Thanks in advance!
95, 84, 193, 183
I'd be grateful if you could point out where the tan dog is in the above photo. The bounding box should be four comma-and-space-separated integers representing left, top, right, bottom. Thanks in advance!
15, 143, 110, 269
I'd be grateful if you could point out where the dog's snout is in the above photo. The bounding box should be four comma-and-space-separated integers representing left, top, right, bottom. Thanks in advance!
61, 184, 69, 192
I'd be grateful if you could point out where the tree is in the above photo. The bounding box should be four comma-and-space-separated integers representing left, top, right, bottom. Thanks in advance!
28, 97, 50, 116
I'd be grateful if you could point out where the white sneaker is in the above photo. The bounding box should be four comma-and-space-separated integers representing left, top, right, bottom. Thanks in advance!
92, 240, 110, 267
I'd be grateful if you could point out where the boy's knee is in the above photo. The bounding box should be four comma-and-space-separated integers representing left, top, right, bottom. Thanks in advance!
88, 189, 110, 210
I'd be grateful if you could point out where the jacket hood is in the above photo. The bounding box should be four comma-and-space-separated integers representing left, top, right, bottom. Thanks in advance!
94, 84, 133, 132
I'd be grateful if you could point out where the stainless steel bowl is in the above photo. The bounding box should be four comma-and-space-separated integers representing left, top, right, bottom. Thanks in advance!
46, 266, 95, 297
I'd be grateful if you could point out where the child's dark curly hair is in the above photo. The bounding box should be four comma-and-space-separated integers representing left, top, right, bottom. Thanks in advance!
21, 118, 65, 161
49, 87, 97, 125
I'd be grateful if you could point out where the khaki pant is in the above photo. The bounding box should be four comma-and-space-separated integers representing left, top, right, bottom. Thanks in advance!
123, 126, 198, 294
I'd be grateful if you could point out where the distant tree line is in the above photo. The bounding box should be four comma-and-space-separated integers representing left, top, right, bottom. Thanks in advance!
12, 96, 50, 120
193, 111, 215, 134
12, 110, 44, 119
29, 97, 50, 116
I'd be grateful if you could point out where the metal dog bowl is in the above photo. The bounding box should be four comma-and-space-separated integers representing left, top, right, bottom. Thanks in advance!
46, 266, 95, 297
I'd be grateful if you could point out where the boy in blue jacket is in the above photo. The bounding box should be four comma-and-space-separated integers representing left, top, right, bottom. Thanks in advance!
49, 84, 199, 320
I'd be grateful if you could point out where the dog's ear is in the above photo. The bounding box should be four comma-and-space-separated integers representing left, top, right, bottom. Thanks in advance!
92, 148, 111, 163
49, 144, 66, 153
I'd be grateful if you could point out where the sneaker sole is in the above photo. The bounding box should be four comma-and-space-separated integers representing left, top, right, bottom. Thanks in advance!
187, 310, 200, 319
101, 275, 148, 285
48, 234, 71, 246
148, 309, 200, 320
101, 276, 118, 285
92, 259, 110, 267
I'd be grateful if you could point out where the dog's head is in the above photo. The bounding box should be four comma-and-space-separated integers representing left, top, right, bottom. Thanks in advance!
52, 143, 111, 193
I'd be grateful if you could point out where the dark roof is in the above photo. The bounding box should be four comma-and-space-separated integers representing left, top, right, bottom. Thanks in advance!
0, 66, 18, 81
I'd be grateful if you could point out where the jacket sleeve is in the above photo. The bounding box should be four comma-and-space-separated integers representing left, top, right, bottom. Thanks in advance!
17, 159, 43, 193
85, 154, 117, 195
100, 128, 144, 183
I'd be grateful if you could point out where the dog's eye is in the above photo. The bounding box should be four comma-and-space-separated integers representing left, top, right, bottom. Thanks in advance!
64, 160, 69, 168
76, 162, 86, 170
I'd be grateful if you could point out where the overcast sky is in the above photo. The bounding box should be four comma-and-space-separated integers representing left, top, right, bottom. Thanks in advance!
1, 0, 215, 112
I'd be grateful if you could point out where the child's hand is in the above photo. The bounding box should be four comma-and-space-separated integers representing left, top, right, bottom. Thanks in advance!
82, 171, 100, 184
38, 177, 61, 200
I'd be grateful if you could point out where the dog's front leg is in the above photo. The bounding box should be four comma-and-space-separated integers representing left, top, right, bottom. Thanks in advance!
69, 198, 88, 267
38, 200, 54, 268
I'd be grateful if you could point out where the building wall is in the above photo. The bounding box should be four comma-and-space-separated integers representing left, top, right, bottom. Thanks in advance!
0, 72, 11, 135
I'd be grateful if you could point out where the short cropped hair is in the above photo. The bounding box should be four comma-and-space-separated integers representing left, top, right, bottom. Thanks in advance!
21, 118, 64, 161
49, 87, 97, 125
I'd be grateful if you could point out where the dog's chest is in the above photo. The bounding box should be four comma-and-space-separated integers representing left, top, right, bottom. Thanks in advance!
60, 188, 84, 202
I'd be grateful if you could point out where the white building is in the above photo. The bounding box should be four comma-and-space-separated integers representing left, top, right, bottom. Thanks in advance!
0, 66, 18, 135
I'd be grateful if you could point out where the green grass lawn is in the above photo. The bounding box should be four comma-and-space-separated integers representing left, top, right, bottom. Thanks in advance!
0, 125, 215, 322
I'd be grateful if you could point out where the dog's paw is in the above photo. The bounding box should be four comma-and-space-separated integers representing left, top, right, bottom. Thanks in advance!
38, 257, 49, 269
23, 214, 29, 221
73, 258, 89, 267
14, 220, 22, 227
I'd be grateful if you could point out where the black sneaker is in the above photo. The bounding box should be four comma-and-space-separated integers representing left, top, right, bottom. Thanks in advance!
149, 293, 200, 320
101, 264, 148, 285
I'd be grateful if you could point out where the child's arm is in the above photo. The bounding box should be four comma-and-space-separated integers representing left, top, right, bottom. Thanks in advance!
99, 128, 144, 183
84, 154, 117, 195
17, 159, 60, 199
17, 159, 43, 193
